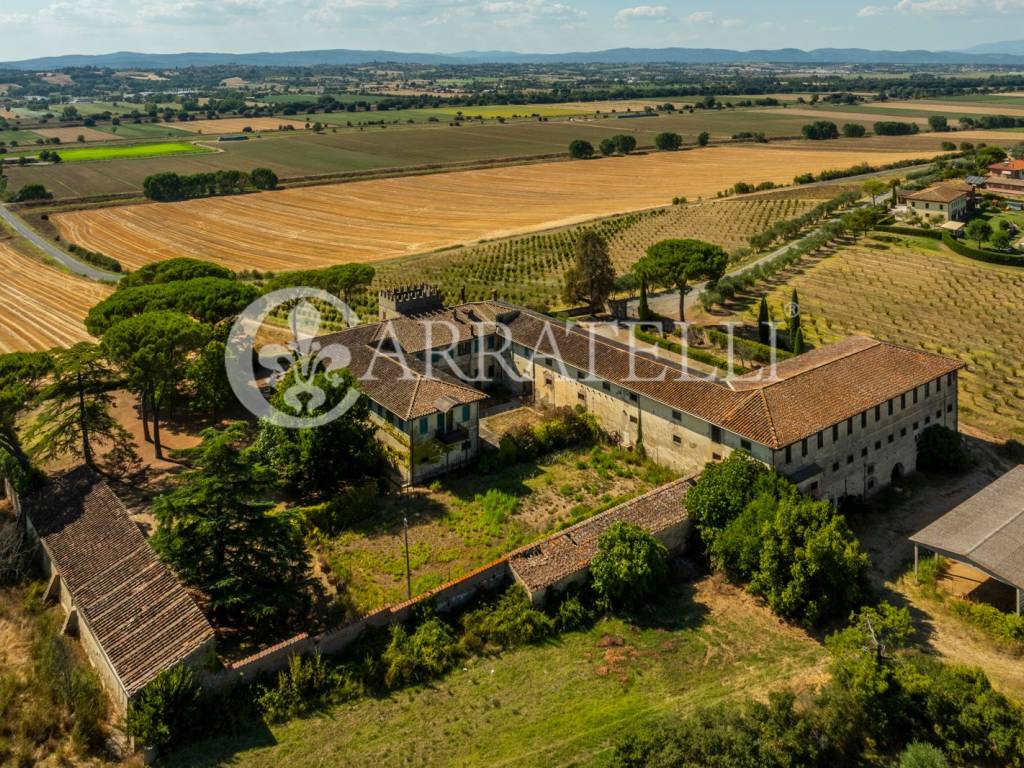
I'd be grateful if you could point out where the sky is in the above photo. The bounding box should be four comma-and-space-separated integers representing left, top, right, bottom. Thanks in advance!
0, 0, 1021, 61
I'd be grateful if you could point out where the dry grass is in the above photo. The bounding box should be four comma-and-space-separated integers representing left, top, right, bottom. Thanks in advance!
32, 127, 114, 143
0, 242, 112, 353
174, 117, 309, 134
52, 143, 937, 273
730, 234, 1024, 440
870, 100, 1024, 117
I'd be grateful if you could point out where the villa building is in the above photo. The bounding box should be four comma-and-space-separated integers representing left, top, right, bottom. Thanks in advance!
315, 289, 963, 501
903, 181, 972, 221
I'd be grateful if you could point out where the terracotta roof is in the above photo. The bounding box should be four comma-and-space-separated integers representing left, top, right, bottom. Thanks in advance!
314, 322, 486, 420
24, 467, 214, 697
509, 477, 692, 592
904, 183, 971, 204
910, 466, 1024, 592
990, 159, 1024, 173
986, 175, 1024, 189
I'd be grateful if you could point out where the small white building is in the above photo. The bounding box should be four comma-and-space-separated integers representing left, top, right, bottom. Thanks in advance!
903, 182, 971, 221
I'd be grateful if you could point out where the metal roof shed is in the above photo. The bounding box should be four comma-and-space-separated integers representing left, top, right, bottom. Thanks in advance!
909, 466, 1024, 615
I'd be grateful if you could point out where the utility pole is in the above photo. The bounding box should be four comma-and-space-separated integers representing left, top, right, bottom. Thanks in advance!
403, 515, 412, 600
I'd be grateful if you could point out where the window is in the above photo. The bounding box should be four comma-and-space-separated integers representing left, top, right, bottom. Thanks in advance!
628, 393, 638, 403
810, 481, 819, 492
602, 382, 611, 392
486, 336, 495, 350
711, 426, 723, 443
817, 431, 824, 449
901, 393, 906, 409
913, 421, 919, 431
462, 441, 471, 452
576, 370, 584, 380
832, 461, 840, 472
888, 434, 894, 444
673, 435, 682, 445
436, 413, 445, 430
741, 439, 752, 451
712, 452, 722, 461
577, 392, 586, 402
925, 382, 930, 397
913, 388, 919, 404
935, 410, 941, 420
867, 464, 875, 476
888, 399, 894, 416
947, 404, 953, 413
861, 412, 867, 429
671, 410, 682, 421
847, 455, 854, 465
861, 447, 868, 458
419, 418, 428, 435
874, 405, 880, 422
629, 415, 638, 424
947, 373, 953, 386
462, 405, 470, 421
936, 377, 942, 392
785, 446, 792, 463
832, 424, 839, 441
925, 416, 931, 425
901, 427, 907, 437
846, 418, 854, 435
801, 438, 808, 457
868, 478, 876, 490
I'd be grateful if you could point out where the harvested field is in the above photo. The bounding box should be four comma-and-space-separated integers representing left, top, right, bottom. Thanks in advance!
174, 117, 309, 134
0, 242, 112, 353
869, 100, 1024, 117
783, 108, 929, 126
52, 143, 937, 272
32, 126, 113, 143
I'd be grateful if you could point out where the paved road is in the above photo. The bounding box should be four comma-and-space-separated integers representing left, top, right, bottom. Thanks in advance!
0, 204, 122, 283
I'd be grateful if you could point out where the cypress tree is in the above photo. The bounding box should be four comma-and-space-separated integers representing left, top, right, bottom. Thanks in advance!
757, 295, 771, 345
792, 326, 806, 355
638, 279, 652, 321
787, 289, 802, 343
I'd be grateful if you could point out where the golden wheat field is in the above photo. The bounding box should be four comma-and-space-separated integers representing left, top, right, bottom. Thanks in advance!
52, 143, 937, 273
173, 117, 309, 134
0, 242, 112, 353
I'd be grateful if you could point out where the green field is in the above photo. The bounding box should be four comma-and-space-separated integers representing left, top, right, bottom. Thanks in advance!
93, 121, 192, 140
0, 129, 42, 145
165, 579, 825, 768
38, 140, 212, 163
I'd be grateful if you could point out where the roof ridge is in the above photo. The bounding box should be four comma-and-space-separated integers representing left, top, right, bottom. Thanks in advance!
406, 376, 424, 420
752, 336, 881, 391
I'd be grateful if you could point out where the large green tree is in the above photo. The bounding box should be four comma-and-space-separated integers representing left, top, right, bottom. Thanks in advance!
965, 218, 992, 249
590, 521, 668, 609
102, 311, 208, 459
562, 232, 615, 313
0, 351, 52, 489
151, 423, 312, 626
26, 343, 135, 470
635, 239, 728, 322
255, 368, 381, 500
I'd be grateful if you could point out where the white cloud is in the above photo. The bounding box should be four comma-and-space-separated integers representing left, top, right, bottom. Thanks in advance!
307, 0, 584, 28
721, 17, 745, 28
686, 10, 714, 24
614, 5, 672, 24
137, 0, 270, 25
894, 0, 1024, 12
857, 5, 888, 15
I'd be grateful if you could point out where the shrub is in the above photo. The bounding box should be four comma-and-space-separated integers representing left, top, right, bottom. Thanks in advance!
801, 120, 839, 140
916, 425, 968, 474
842, 123, 866, 138
590, 521, 668, 608
488, 407, 600, 468
256, 653, 361, 722
67, 243, 122, 272
686, 451, 770, 547
654, 132, 682, 151
12, 183, 52, 202
382, 617, 459, 688
296, 482, 378, 534
460, 586, 554, 653
125, 666, 202, 750
612, 134, 637, 154
899, 742, 949, 768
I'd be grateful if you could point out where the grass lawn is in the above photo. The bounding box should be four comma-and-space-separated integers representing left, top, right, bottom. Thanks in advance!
93, 122, 192, 140
166, 576, 825, 768
705, 234, 1024, 439
318, 444, 676, 615
43, 141, 212, 163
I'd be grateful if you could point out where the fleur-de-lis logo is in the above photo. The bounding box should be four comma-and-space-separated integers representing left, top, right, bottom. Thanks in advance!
226, 288, 361, 428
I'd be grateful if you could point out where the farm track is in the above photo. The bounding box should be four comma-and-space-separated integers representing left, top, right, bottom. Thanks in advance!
52, 144, 937, 272
0, 242, 112, 353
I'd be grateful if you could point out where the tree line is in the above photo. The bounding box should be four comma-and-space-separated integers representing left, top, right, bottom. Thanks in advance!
142, 167, 279, 202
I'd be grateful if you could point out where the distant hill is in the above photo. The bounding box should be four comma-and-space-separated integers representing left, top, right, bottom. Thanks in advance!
961, 40, 1024, 56
5, 46, 1024, 70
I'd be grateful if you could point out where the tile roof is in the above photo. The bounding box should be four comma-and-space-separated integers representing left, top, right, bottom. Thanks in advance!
24, 467, 214, 698
904, 183, 971, 204
910, 466, 1024, 592
314, 322, 486, 420
991, 159, 1024, 173
509, 477, 693, 592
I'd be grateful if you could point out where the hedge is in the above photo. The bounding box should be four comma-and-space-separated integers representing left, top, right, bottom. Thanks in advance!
68, 243, 123, 272
874, 224, 942, 240
705, 328, 795, 363
942, 231, 1024, 267
634, 326, 751, 374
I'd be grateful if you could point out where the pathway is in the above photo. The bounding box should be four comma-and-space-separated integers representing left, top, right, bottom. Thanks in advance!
0, 204, 122, 283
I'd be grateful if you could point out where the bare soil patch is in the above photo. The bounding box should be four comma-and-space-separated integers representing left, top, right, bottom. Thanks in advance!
33, 126, 113, 143
173, 117, 309, 134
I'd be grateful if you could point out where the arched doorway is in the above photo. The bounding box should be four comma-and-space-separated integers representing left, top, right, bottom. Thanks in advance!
891, 463, 904, 484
